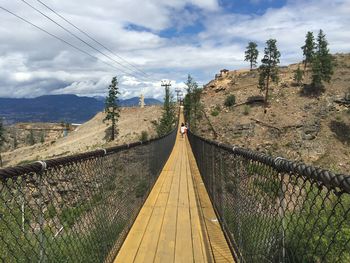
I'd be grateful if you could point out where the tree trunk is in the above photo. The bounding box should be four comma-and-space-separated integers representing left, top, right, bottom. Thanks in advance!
250, 61, 253, 71
0, 152, 2, 167
111, 119, 115, 141
111, 109, 115, 141
264, 74, 270, 114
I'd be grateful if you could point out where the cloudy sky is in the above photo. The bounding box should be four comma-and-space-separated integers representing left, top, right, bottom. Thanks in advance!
0, 0, 349, 100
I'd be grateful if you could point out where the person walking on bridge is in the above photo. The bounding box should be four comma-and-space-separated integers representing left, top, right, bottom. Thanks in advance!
180, 123, 187, 138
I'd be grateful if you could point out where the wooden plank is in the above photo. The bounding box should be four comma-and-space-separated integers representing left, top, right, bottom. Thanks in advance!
186, 139, 235, 263
174, 142, 194, 262
115, 110, 234, 263
114, 170, 169, 263
132, 154, 178, 262
154, 143, 182, 263
185, 144, 210, 263
114, 144, 178, 262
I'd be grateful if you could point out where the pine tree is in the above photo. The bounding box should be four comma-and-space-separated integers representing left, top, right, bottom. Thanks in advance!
183, 75, 195, 122
317, 29, 333, 83
184, 74, 202, 131
155, 84, 176, 136
13, 134, 18, 149
245, 42, 259, 70
301, 31, 315, 71
103, 76, 120, 141
311, 30, 333, 89
311, 55, 322, 88
27, 129, 35, 145
293, 66, 303, 86
258, 39, 280, 107
40, 132, 45, 143
0, 119, 5, 167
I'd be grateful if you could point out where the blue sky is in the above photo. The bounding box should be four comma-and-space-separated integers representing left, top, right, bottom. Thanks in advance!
0, 0, 349, 99
219, 0, 287, 14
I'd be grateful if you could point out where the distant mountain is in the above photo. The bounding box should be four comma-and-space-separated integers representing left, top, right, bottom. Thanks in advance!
93, 96, 162, 107
0, 95, 161, 124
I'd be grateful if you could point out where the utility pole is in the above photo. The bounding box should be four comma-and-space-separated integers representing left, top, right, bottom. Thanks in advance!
175, 87, 182, 103
161, 80, 171, 91
161, 80, 172, 103
178, 91, 183, 105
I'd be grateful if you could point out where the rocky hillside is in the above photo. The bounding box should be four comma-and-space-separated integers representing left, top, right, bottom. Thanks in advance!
198, 53, 350, 174
2, 106, 161, 167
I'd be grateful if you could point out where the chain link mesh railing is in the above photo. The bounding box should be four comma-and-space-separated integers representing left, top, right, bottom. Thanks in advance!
188, 131, 350, 263
0, 128, 176, 263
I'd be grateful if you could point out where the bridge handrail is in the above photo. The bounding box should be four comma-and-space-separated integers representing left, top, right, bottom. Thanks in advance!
188, 131, 350, 194
0, 127, 176, 179
188, 130, 350, 263
0, 125, 177, 262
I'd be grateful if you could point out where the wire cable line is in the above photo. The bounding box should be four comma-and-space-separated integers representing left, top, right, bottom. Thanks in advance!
35, 0, 153, 79
19, 0, 151, 80
0, 6, 131, 74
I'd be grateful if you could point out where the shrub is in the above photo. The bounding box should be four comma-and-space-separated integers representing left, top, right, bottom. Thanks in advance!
293, 66, 303, 86
243, 105, 251, 115
135, 179, 148, 198
27, 130, 35, 145
211, 109, 219, 117
140, 131, 149, 142
224, 94, 236, 107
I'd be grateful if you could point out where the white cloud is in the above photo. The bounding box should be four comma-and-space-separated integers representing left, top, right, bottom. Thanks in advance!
0, 0, 349, 100
200, 0, 350, 64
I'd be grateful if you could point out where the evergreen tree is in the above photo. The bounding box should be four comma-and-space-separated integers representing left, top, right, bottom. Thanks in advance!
40, 132, 45, 143
0, 119, 5, 167
184, 75, 202, 131
245, 42, 259, 70
311, 30, 333, 89
258, 39, 280, 107
13, 134, 18, 149
155, 84, 176, 136
293, 66, 303, 86
103, 76, 120, 141
183, 75, 195, 122
301, 31, 316, 71
27, 129, 35, 145
311, 55, 322, 88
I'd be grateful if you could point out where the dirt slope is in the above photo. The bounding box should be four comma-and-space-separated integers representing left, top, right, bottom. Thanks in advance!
2, 106, 162, 167
198, 53, 350, 174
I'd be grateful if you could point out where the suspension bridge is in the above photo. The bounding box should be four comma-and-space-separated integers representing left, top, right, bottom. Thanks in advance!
114, 113, 233, 262
1, 110, 349, 262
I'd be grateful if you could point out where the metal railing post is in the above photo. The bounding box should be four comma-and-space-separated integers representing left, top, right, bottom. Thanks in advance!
38, 170, 45, 263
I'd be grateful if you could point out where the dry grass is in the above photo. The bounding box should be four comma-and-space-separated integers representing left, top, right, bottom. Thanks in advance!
2, 106, 162, 167
199, 53, 350, 174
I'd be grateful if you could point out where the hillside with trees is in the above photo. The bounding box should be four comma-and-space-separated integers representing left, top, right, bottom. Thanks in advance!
195, 50, 350, 174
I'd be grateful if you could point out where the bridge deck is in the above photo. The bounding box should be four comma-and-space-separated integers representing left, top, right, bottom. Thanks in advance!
114, 117, 234, 263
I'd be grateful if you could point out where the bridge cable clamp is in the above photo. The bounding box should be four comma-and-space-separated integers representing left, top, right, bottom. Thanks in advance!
36, 161, 47, 171
274, 156, 286, 165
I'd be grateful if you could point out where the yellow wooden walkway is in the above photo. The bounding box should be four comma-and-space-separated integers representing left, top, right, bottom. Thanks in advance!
114, 114, 234, 263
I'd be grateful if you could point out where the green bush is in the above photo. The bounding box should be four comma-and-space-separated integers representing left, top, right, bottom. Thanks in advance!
243, 105, 251, 115
285, 187, 350, 262
140, 131, 149, 142
135, 179, 148, 198
224, 94, 236, 107
211, 109, 219, 117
